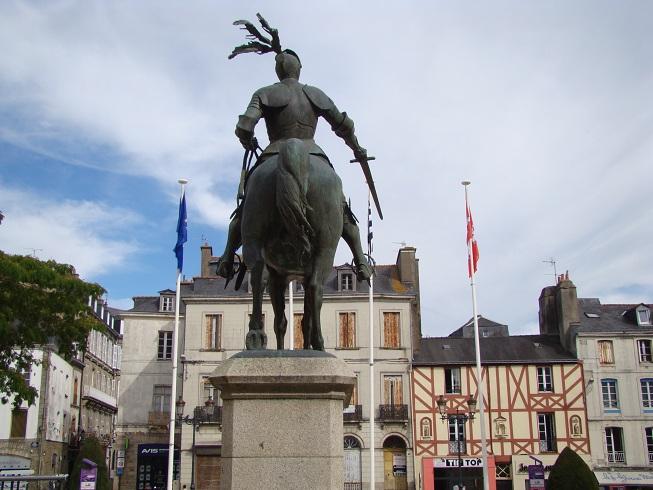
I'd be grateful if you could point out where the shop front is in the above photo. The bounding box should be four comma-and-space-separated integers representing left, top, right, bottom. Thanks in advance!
595, 470, 653, 490
421, 455, 496, 490
136, 444, 179, 490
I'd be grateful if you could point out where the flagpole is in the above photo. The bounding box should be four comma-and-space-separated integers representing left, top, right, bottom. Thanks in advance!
462, 181, 489, 490
168, 178, 188, 490
288, 281, 294, 350
367, 190, 375, 490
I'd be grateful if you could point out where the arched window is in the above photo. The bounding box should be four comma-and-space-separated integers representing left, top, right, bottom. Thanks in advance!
420, 417, 432, 439
344, 436, 362, 487
344, 435, 361, 449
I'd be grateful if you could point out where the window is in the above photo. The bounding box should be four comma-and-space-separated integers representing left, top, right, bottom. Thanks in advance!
646, 428, 653, 464
293, 313, 304, 349
204, 314, 222, 350
160, 295, 174, 312
350, 373, 359, 406
383, 375, 403, 406
639, 340, 653, 362
10, 408, 28, 438
605, 427, 625, 463
152, 385, 172, 412
637, 307, 652, 326
598, 340, 614, 364
445, 368, 461, 394
340, 272, 355, 292
420, 418, 433, 439
601, 379, 619, 411
537, 366, 554, 392
496, 463, 511, 479
73, 378, 79, 405
158, 331, 173, 360
338, 312, 356, 349
537, 413, 557, 452
448, 418, 466, 454
202, 377, 216, 405
383, 312, 401, 348
641, 379, 653, 410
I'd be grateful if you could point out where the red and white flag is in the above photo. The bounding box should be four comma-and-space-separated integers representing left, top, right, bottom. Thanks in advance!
466, 198, 479, 277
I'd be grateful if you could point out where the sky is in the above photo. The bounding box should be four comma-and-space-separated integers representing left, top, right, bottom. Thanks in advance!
1, 0, 652, 337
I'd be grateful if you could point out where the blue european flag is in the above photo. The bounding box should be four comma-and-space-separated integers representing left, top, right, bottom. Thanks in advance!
174, 192, 187, 272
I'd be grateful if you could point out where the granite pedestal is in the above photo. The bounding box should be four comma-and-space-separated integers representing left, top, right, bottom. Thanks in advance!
211, 350, 355, 490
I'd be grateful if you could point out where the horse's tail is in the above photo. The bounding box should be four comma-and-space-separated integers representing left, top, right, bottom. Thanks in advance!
276, 138, 313, 262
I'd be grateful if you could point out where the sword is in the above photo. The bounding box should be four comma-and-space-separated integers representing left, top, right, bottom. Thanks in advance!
350, 155, 383, 220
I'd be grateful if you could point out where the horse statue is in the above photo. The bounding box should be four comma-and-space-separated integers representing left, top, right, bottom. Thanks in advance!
242, 139, 343, 350
218, 15, 381, 350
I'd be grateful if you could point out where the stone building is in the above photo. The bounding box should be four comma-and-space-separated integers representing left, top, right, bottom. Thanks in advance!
539, 274, 653, 489
412, 317, 590, 490
0, 296, 122, 484
0, 347, 74, 479
73, 297, 123, 482
116, 244, 421, 490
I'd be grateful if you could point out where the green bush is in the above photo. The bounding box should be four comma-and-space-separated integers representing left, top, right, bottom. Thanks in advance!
69, 436, 110, 490
547, 446, 598, 490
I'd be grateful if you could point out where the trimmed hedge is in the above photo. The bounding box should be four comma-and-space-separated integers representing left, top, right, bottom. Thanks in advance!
547, 447, 599, 490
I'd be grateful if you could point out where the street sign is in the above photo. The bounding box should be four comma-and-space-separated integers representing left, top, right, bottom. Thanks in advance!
528, 464, 545, 490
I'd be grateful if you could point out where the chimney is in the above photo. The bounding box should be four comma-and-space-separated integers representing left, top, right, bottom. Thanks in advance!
538, 271, 579, 352
396, 246, 417, 285
201, 243, 213, 277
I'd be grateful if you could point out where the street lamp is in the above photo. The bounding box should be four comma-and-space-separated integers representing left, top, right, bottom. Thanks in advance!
176, 395, 216, 490
437, 395, 477, 490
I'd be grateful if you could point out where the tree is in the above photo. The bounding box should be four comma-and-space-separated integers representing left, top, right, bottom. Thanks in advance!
0, 251, 104, 406
69, 435, 110, 490
547, 446, 599, 490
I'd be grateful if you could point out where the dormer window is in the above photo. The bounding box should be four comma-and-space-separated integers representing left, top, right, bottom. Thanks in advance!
339, 271, 356, 292
637, 306, 651, 326
160, 296, 174, 312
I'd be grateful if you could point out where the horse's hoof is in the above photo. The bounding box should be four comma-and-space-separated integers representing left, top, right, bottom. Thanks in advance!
246, 329, 268, 350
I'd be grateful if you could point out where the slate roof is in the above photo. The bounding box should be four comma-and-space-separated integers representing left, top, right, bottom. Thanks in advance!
181, 263, 416, 299
448, 315, 508, 338
414, 334, 577, 365
126, 262, 416, 313
572, 298, 653, 335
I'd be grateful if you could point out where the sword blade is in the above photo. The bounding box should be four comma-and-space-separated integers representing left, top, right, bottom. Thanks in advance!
350, 156, 383, 220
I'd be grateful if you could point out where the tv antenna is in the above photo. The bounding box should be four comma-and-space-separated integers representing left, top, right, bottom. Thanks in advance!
542, 257, 557, 284
25, 248, 43, 258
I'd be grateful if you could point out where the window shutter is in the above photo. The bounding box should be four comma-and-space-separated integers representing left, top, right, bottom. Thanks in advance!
294, 314, 304, 349
383, 312, 400, 348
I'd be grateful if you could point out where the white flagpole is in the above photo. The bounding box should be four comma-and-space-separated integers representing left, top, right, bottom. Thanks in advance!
368, 190, 375, 490
167, 178, 187, 490
289, 281, 294, 350
462, 181, 489, 490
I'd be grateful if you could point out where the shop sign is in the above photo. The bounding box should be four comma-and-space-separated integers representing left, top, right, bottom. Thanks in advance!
434, 458, 483, 468
596, 471, 653, 485
517, 463, 553, 474
528, 465, 545, 490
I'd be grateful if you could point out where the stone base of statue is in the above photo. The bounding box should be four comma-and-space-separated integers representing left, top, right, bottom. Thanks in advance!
211, 350, 355, 490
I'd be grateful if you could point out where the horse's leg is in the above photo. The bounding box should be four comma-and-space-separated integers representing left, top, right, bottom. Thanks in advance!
244, 246, 267, 350
305, 271, 326, 351
267, 269, 288, 350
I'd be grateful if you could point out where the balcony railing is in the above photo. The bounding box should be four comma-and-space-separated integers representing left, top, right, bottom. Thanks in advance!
607, 451, 626, 464
448, 440, 467, 455
343, 405, 363, 422
193, 405, 223, 424
148, 411, 170, 426
378, 404, 408, 421
539, 439, 557, 453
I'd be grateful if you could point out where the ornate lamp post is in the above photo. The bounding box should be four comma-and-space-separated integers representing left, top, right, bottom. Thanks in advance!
437, 395, 477, 490
176, 395, 216, 490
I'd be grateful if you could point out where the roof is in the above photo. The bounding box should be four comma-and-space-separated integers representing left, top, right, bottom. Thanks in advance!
448, 315, 509, 338
414, 334, 577, 365
182, 263, 417, 299
125, 262, 416, 313
573, 298, 653, 335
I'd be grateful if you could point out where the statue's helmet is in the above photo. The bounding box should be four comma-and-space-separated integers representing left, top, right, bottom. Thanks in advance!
275, 49, 302, 80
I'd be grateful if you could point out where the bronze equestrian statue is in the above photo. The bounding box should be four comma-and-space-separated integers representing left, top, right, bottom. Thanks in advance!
219, 14, 381, 350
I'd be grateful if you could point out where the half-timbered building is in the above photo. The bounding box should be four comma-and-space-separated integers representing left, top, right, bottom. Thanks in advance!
411, 317, 590, 490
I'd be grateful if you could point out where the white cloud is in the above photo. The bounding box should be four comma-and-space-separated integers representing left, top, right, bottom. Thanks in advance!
1, 1, 652, 336
0, 186, 140, 279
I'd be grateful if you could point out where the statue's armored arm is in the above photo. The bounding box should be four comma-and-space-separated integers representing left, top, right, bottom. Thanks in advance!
235, 93, 263, 149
